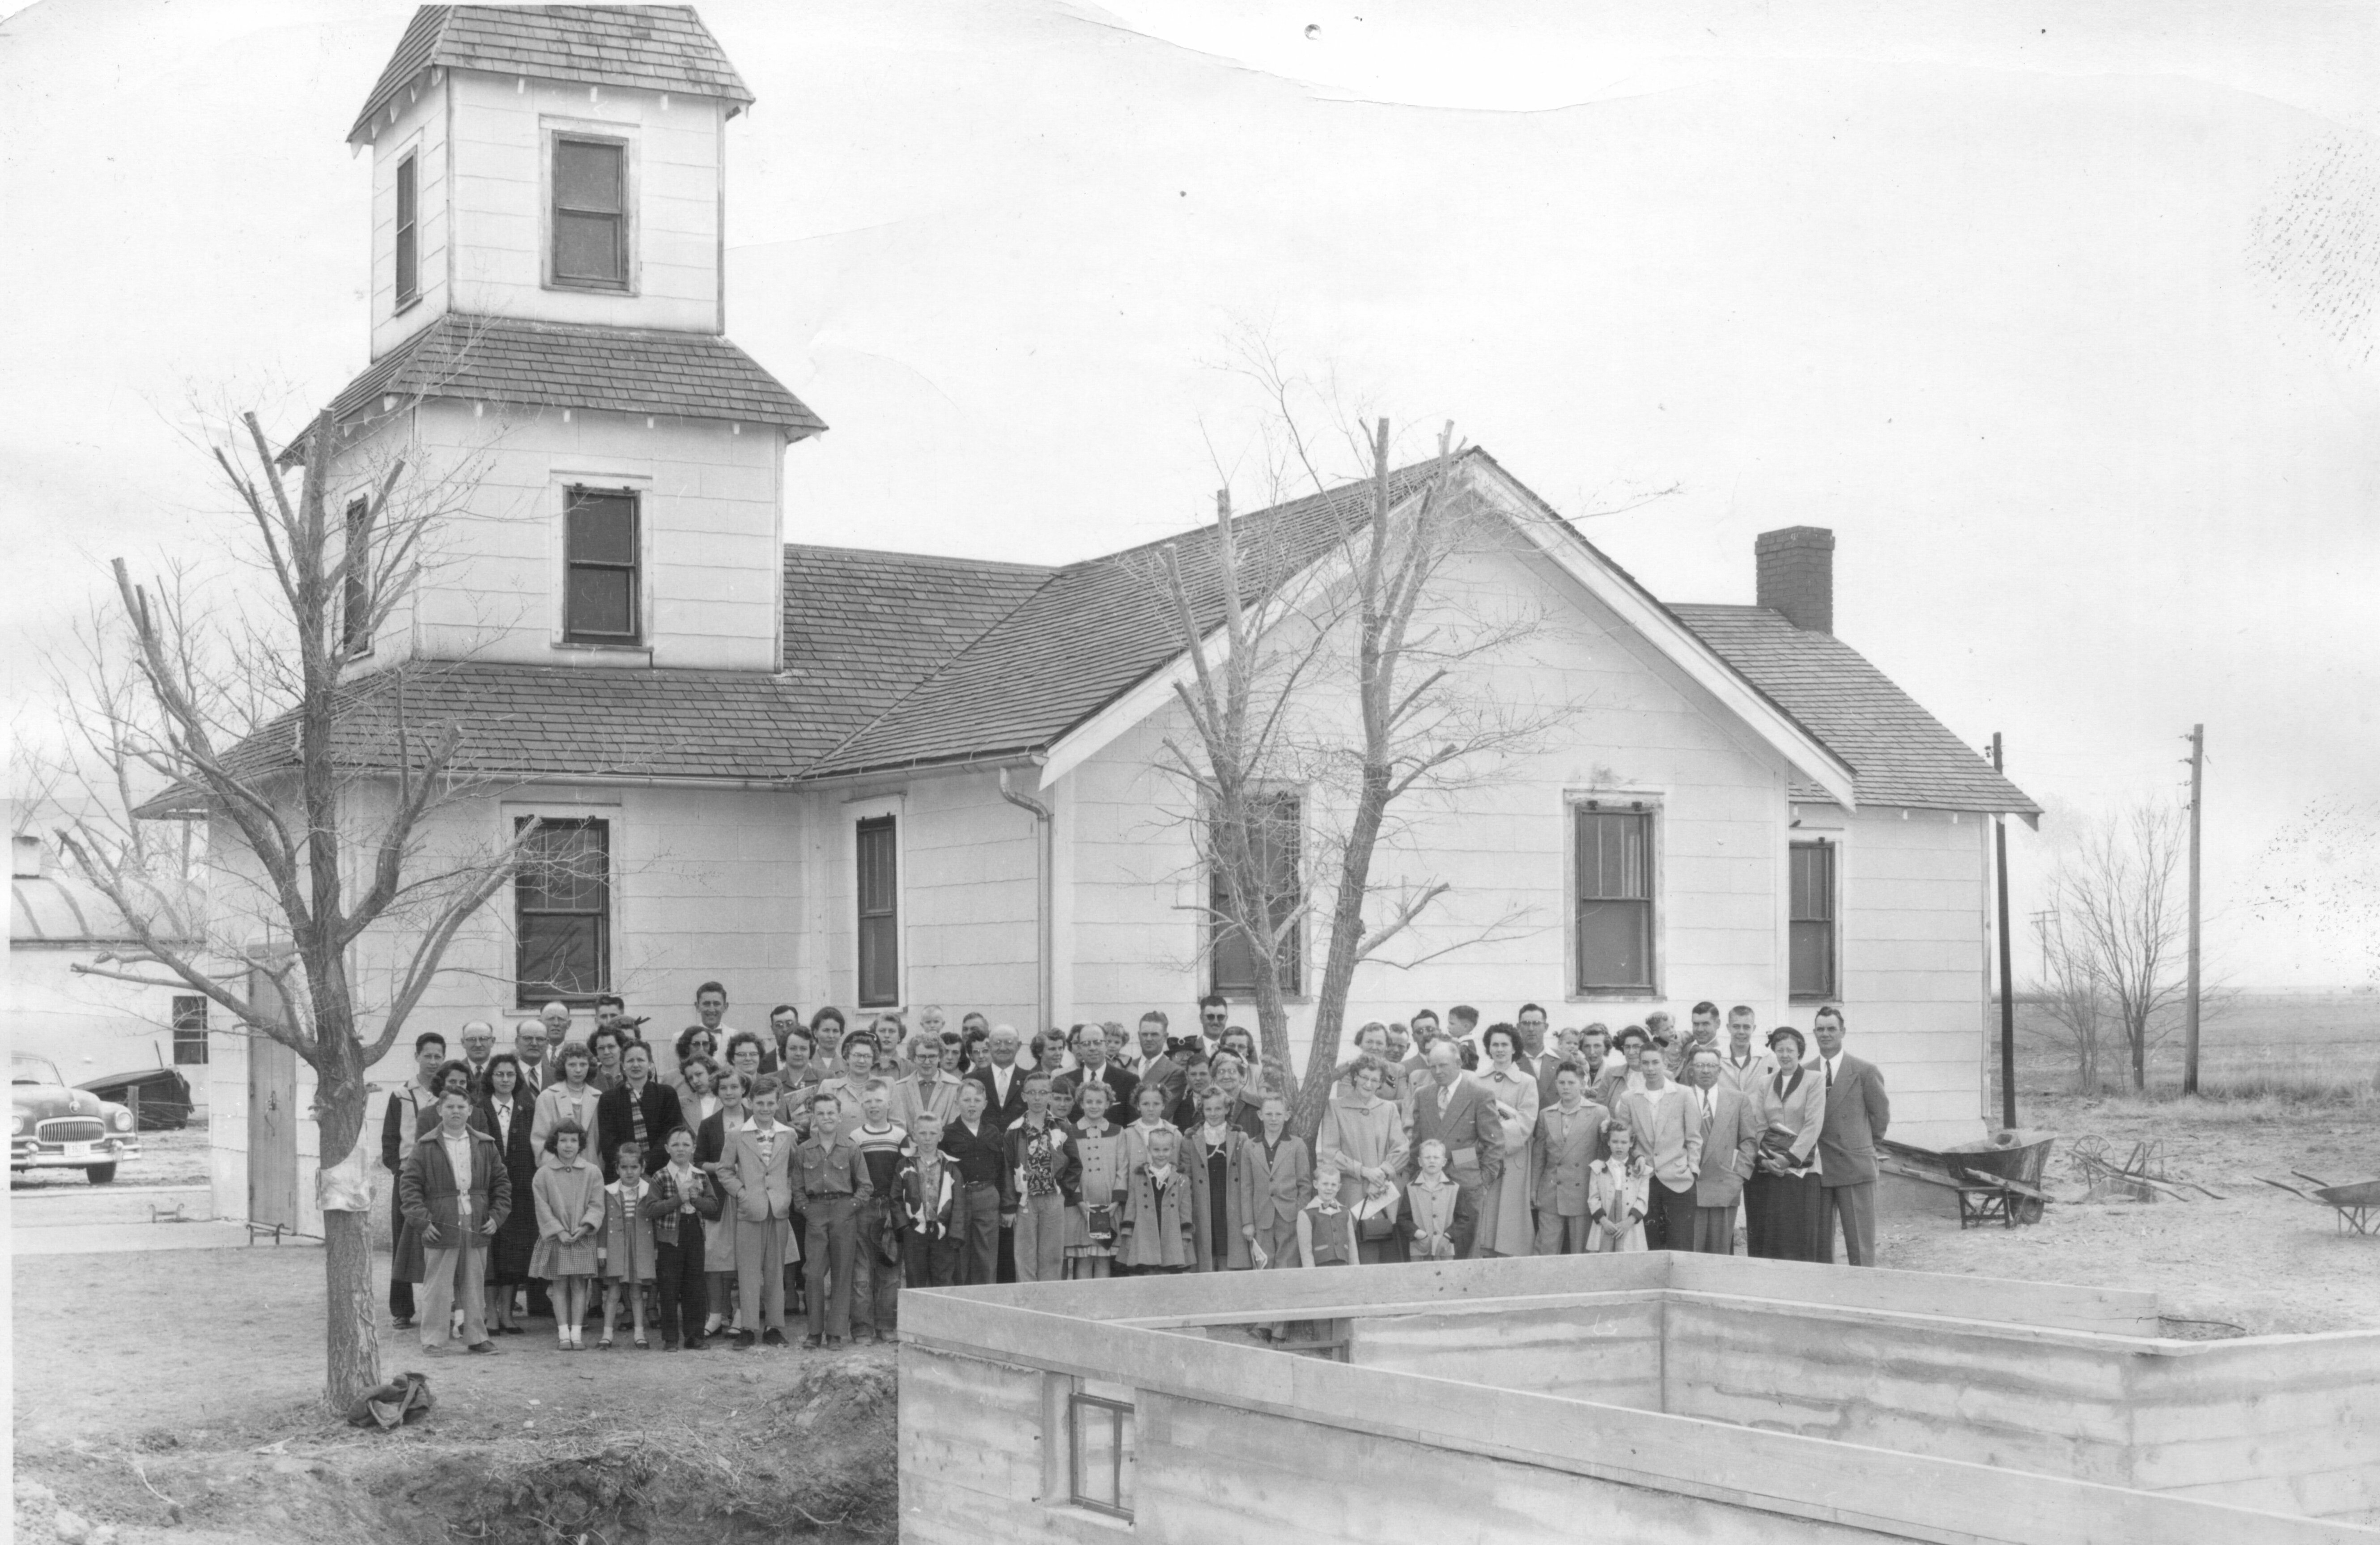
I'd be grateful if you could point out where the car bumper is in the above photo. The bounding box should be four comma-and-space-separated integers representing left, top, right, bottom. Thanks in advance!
11, 1136, 139, 1169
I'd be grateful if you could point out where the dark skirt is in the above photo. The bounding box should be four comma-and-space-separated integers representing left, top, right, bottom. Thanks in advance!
1745, 1169, 1825, 1262
487, 1157, 541, 1285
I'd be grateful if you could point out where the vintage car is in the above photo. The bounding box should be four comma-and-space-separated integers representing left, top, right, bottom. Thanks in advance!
12, 1053, 141, 1182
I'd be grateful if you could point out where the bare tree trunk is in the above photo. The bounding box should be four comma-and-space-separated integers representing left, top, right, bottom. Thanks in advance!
1292, 760, 1392, 1145
314, 1047, 382, 1410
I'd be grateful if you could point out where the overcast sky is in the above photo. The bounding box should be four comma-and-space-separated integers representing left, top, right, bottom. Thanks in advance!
5, 0, 2378, 985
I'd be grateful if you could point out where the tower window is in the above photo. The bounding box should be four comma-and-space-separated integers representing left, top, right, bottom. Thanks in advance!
394, 152, 419, 307
342, 496, 374, 657
552, 136, 627, 289
563, 488, 639, 644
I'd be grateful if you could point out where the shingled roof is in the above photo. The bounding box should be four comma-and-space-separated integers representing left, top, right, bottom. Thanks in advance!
351, 5, 752, 144
326, 313, 823, 438
171, 454, 2034, 819
805, 461, 1446, 777
1669, 604, 2038, 816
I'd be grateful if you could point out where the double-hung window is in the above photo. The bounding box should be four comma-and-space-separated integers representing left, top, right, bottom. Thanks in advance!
1209, 792, 1302, 997
1789, 840, 1838, 1001
1067, 1392, 1135, 1519
552, 136, 628, 289
342, 496, 374, 657
563, 487, 640, 644
516, 818, 611, 1007
1574, 806, 1656, 994
171, 997, 209, 1066
856, 816, 899, 1008
394, 152, 419, 307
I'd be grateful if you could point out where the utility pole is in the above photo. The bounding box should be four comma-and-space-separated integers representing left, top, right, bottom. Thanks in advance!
2184, 724, 2204, 1096
1993, 732, 2017, 1131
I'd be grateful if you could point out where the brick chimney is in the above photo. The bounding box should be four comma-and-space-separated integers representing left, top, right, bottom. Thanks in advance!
1755, 526, 1834, 633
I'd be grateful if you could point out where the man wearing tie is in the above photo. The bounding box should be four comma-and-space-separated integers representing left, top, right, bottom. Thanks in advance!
1403, 1042, 1504, 1259
1811, 1005, 1891, 1267
966, 1025, 1030, 1129
1685, 1047, 1761, 1253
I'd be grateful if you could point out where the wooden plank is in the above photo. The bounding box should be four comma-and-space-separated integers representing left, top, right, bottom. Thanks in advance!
1662, 1252, 2161, 1336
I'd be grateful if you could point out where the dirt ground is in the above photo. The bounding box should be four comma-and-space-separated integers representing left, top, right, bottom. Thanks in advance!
1880, 1091, 2380, 1335
13, 1093, 2377, 1543
11, 1244, 898, 1545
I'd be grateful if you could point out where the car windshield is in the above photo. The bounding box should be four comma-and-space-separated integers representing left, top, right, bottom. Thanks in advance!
12, 1054, 66, 1087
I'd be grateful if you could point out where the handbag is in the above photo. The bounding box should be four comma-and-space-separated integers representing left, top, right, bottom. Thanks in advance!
1359, 1207, 1398, 1243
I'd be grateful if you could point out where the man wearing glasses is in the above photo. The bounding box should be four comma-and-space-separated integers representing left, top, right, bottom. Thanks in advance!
1196, 994, 1230, 1056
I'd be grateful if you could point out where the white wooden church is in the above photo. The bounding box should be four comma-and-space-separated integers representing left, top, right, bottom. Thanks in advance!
204, 5, 2034, 1234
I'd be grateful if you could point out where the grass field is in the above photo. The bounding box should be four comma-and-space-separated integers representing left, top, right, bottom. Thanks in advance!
2008, 990, 2380, 1099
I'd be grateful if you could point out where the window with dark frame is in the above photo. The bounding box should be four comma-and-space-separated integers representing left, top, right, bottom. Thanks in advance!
562, 487, 639, 644
1789, 840, 1838, 1001
342, 496, 374, 657
1208, 792, 1302, 997
551, 136, 627, 288
1574, 806, 1656, 994
394, 151, 419, 306
856, 816, 899, 1008
515, 818, 610, 1008
171, 996, 208, 1066
1067, 1392, 1135, 1519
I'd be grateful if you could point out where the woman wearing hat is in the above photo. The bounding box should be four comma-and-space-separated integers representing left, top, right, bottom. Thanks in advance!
1745, 1025, 1827, 1261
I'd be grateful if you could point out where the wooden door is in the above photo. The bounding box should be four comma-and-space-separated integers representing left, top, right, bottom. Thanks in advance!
247, 1033, 299, 1231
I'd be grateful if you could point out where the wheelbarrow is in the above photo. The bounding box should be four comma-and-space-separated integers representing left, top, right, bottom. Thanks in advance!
2255, 1171, 2380, 1236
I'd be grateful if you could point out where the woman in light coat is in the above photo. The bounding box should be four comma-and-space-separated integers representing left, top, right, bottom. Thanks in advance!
1314, 1055, 1409, 1264
1473, 1023, 1541, 1257
1745, 1025, 1827, 1261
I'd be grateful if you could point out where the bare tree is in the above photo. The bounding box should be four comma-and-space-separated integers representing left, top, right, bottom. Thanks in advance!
2049, 801, 2189, 1093
1150, 407, 1563, 1141
45, 406, 536, 1411
2027, 908, 2107, 1091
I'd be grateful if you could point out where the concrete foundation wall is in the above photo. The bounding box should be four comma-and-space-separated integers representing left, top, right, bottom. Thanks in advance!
899, 1254, 2374, 1545
1349, 1296, 1665, 1410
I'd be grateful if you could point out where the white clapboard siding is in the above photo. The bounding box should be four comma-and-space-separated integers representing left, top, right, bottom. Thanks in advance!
355, 399, 783, 672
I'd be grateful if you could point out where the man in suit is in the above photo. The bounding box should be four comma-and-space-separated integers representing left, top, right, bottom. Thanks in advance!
398, 1088, 510, 1354
966, 1024, 1030, 1129
1403, 1042, 1504, 1259
1685, 1047, 1761, 1252
1051, 1022, 1138, 1122
1618, 1042, 1701, 1252
1130, 1012, 1188, 1112
539, 999, 576, 1052
458, 1020, 498, 1087
1812, 1005, 1890, 1267
1514, 1003, 1552, 1084
1717, 1005, 1775, 1095
511, 1019, 554, 1095
1532, 1062, 1610, 1254
719, 1073, 798, 1347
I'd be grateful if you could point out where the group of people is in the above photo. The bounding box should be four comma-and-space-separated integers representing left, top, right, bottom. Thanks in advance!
380, 985, 1890, 1357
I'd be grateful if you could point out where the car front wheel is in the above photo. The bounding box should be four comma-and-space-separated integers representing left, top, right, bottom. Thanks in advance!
85, 1163, 117, 1184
